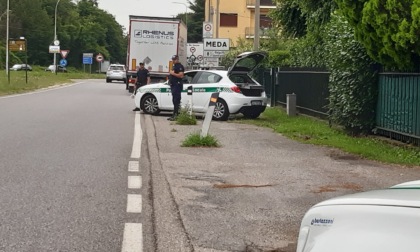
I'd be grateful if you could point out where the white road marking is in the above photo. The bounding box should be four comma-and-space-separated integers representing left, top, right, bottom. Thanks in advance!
128, 161, 140, 172
127, 194, 142, 213
121, 223, 143, 252
130, 113, 142, 159
128, 176, 142, 189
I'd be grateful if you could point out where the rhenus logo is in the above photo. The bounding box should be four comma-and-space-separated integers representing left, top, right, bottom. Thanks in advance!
311, 218, 334, 226
134, 30, 175, 40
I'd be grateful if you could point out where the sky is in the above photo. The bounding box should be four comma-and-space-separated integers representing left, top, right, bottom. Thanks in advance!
97, 0, 190, 29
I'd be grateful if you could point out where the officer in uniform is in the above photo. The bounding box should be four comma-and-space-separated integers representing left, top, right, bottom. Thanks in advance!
168, 55, 184, 120
133, 62, 151, 111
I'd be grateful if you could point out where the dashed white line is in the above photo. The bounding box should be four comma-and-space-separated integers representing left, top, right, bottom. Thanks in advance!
128, 176, 142, 189
131, 113, 142, 159
128, 161, 140, 172
127, 194, 142, 213
121, 223, 143, 252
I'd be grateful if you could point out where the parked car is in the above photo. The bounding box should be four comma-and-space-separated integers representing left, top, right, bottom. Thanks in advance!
296, 180, 420, 252
45, 65, 67, 72
106, 64, 126, 83
10, 64, 32, 71
134, 51, 268, 120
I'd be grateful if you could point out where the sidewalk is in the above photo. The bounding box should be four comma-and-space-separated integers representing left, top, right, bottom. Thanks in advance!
143, 113, 420, 252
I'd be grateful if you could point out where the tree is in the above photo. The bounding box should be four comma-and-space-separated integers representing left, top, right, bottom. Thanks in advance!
269, 0, 336, 38
336, 0, 420, 70
175, 0, 205, 42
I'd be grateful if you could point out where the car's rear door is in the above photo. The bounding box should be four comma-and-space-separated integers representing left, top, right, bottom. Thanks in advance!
190, 71, 223, 112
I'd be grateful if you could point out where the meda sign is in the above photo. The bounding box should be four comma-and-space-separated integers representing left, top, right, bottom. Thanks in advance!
203, 38, 230, 51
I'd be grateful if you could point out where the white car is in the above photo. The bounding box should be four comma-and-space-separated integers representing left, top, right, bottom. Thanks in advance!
134, 51, 268, 120
10, 64, 32, 71
296, 180, 420, 252
106, 64, 126, 83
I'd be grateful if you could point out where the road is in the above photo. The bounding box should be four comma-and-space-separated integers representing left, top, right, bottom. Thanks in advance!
0, 80, 143, 252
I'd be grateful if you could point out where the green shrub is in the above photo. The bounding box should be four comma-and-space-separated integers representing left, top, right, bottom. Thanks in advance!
181, 133, 220, 147
324, 13, 378, 135
176, 106, 197, 125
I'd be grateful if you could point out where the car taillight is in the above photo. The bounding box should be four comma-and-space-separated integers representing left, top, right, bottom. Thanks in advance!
231, 86, 242, 93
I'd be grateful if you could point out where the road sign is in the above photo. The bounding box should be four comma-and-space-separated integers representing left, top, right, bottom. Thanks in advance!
96, 53, 104, 62
190, 47, 196, 53
203, 38, 230, 51
83, 57, 93, 65
203, 57, 219, 67
197, 55, 203, 62
83, 53, 93, 57
8, 39, 26, 52
203, 22, 213, 38
49, 45, 60, 53
59, 59, 68, 67
60, 50, 70, 59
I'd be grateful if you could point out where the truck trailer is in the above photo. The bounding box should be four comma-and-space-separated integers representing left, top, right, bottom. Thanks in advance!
126, 15, 187, 85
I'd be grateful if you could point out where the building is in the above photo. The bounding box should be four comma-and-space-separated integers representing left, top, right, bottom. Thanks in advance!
204, 0, 276, 46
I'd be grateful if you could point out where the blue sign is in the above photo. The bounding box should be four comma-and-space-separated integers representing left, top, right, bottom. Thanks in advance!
83, 57, 93, 65
59, 59, 67, 67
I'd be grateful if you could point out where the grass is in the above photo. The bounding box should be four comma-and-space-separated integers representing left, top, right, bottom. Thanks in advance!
176, 108, 197, 125
235, 107, 420, 167
0, 68, 105, 96
181, 133, 220, 147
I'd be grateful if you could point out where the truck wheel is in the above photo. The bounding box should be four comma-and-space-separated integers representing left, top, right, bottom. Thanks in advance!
213, 99, 230, 121
141, 94, 160, 115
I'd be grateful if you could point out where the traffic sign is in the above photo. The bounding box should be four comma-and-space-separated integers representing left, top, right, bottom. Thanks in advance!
203, 22, 213, 38
59, 59, 68, 67
96, 53, 104, 62
9, 39, 26, 52
83, 57, 93, 65
197, 55, 203, 62
203, 38, 230, 51
190, 47, 196, 53
60, 50, 70, 59
49, 45, 60, 53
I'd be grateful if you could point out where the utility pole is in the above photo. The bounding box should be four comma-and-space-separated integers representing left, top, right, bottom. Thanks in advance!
216, 0, 220, 38
6, 0, 9, 76
253, 0, 260, 51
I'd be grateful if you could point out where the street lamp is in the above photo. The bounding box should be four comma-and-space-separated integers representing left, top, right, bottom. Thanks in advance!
172, 2, 188, 27
53, 0, 61, 75
6, 0, 9, 77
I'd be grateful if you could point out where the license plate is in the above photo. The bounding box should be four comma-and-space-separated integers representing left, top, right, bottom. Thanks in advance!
251, 100, 262, 106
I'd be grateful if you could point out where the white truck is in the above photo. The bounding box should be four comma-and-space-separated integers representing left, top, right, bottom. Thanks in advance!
126, 15, 187, 85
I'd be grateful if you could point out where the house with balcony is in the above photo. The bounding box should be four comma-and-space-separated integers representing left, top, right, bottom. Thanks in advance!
204, 0, 276, 46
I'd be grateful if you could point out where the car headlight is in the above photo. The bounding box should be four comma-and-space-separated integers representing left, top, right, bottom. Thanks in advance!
296, 226, 310, 252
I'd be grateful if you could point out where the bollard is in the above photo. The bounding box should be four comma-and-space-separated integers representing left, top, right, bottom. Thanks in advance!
287, 93, 296, 116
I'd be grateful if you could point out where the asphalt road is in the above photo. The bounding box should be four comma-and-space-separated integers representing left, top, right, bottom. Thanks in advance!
0, 80, 138, 252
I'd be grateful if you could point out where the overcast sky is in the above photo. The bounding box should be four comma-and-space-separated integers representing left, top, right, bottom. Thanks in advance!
97, 0, 190, 29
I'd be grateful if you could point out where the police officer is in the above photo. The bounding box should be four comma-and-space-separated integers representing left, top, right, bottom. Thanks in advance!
168, 55, 184, 120
133, 62, 151, 111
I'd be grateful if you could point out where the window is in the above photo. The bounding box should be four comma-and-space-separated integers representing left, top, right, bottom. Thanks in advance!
260, 15, 272, 28
196, 72, 222, 84
220, 13, 238, 27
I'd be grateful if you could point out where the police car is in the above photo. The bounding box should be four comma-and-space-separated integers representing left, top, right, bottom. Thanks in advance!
296, 180, 420, 252
133, 52, 268, 120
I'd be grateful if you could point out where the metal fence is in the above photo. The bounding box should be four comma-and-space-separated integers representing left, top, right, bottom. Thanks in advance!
256, 67, 330, 118
376, 72, 420, 145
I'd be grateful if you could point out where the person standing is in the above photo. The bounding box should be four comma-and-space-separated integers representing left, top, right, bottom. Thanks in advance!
133, 62, 151, 111
168, 55, 184, 121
